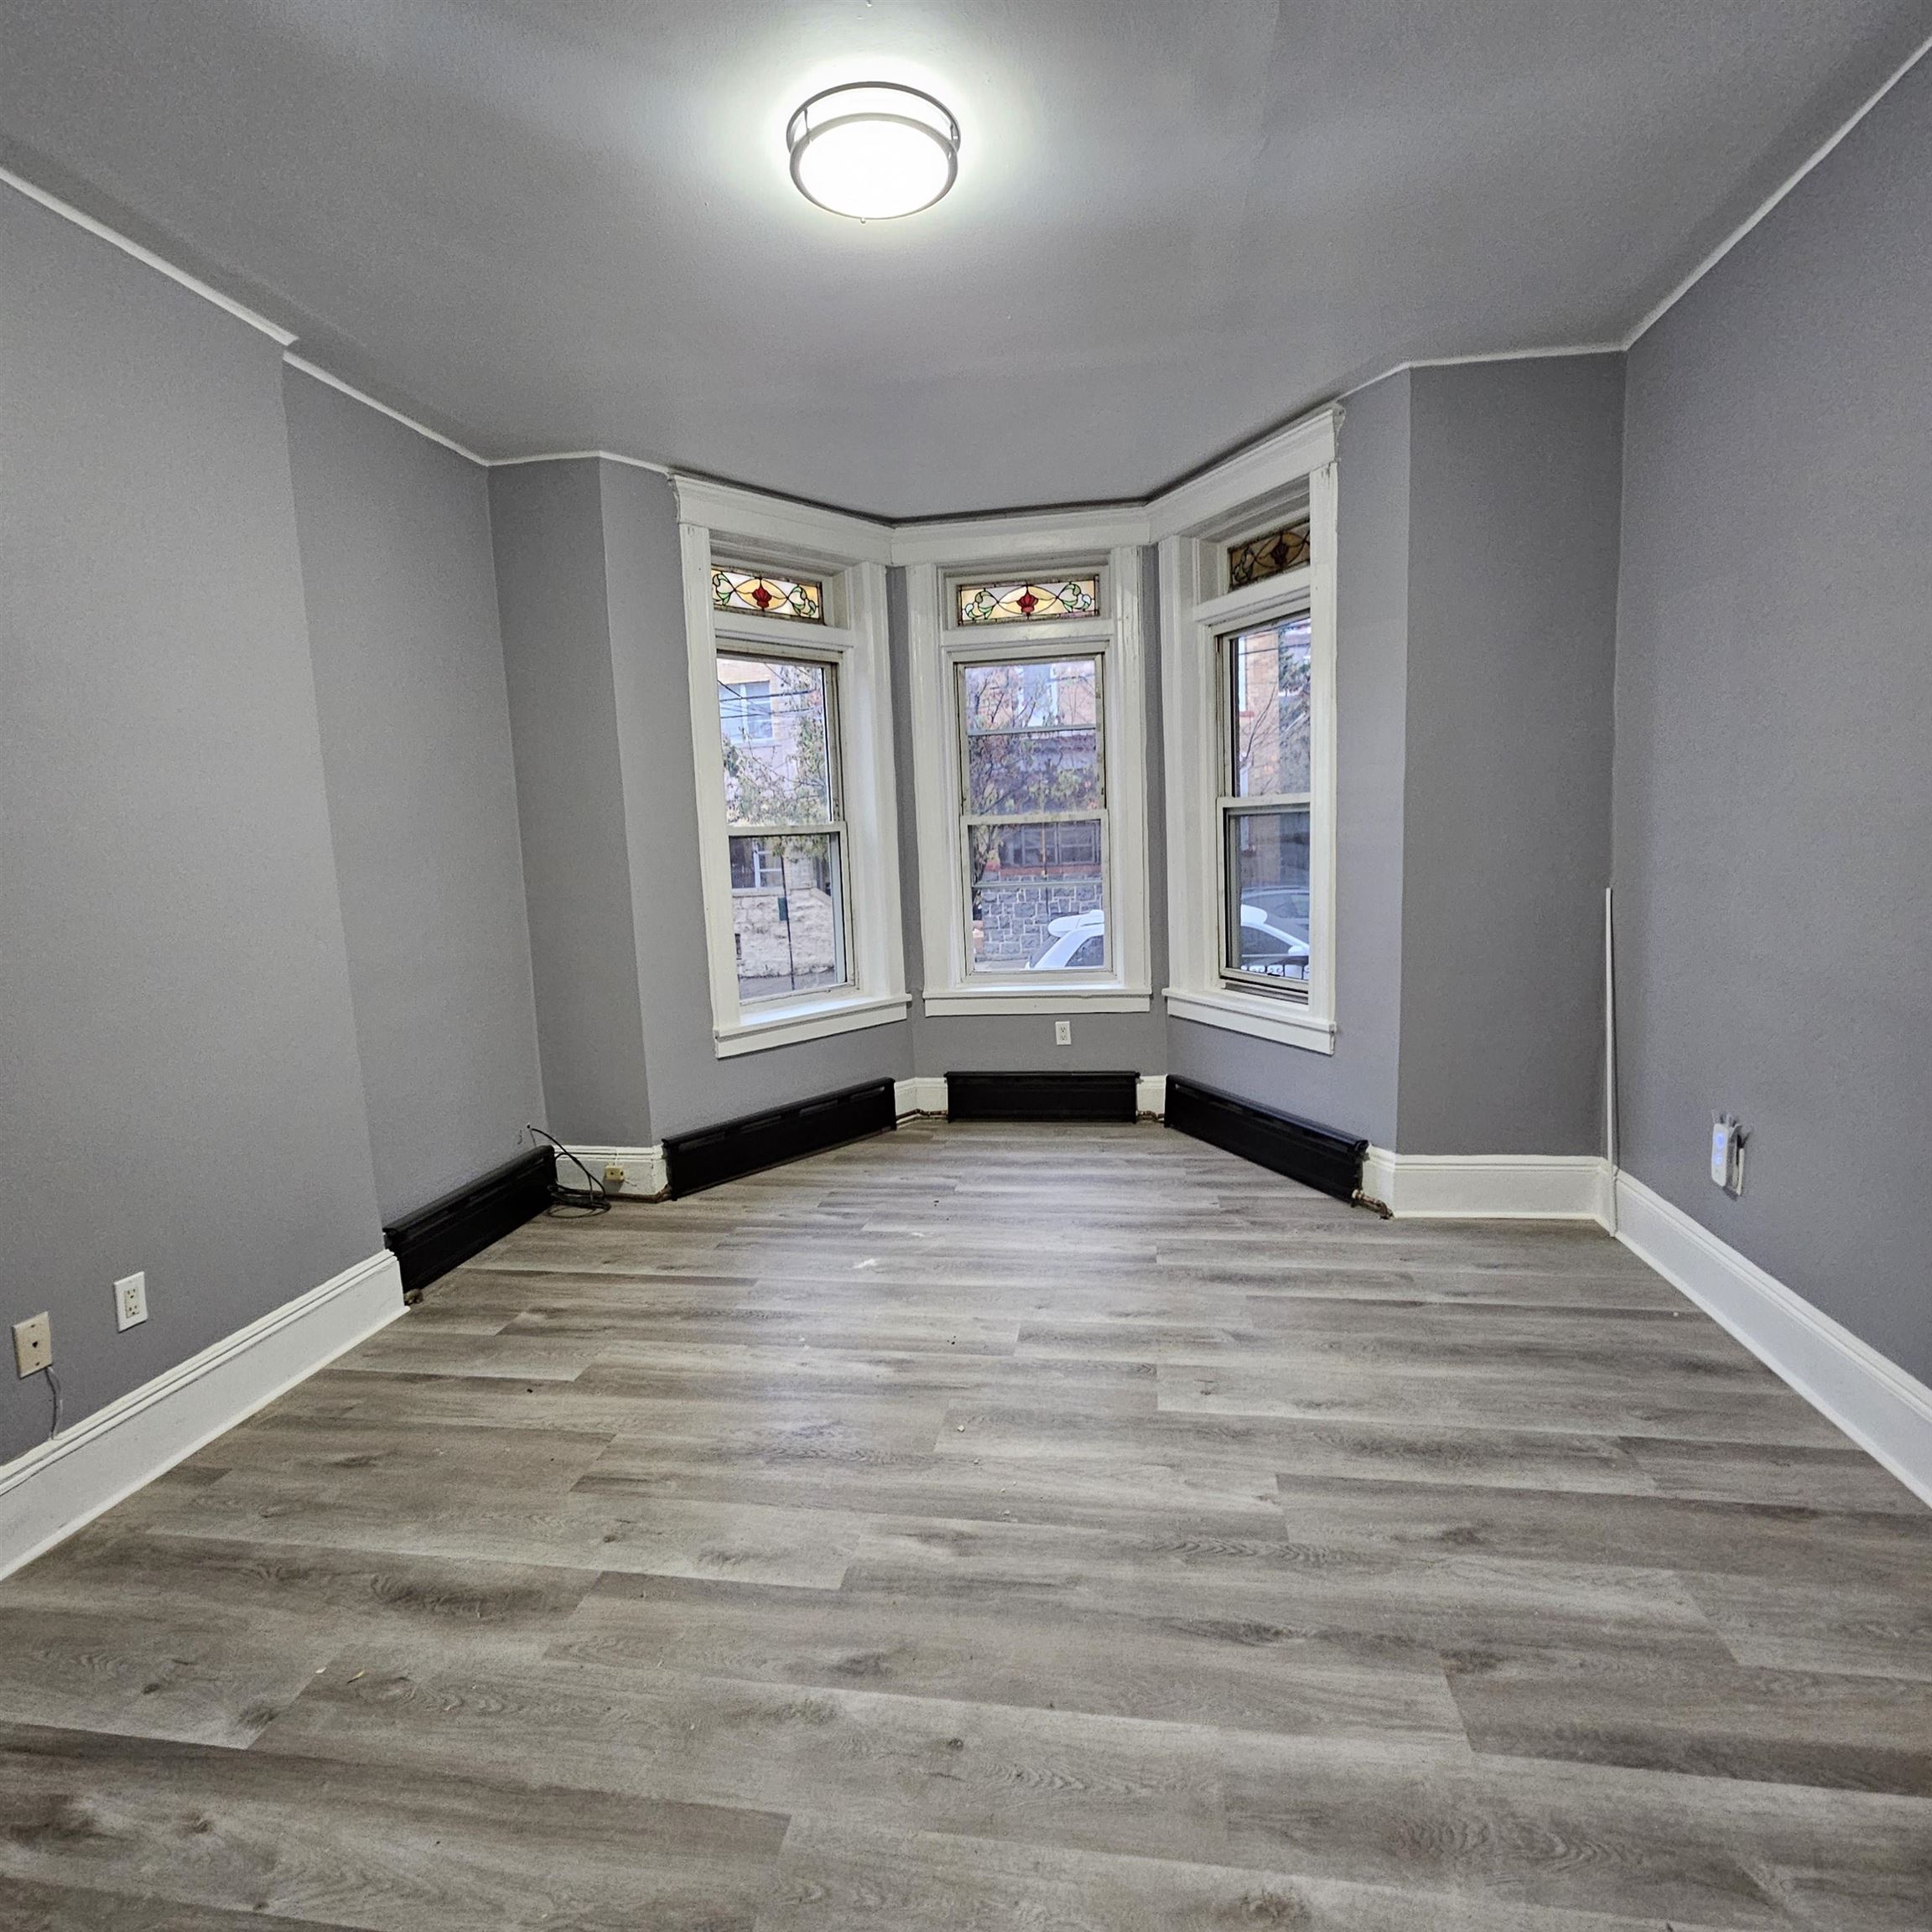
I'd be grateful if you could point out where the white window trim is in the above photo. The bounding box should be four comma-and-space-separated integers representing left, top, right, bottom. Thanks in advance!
906, 531, 1152, 1017
1157, 422, 1340, 1054
676, 484, 907, 1057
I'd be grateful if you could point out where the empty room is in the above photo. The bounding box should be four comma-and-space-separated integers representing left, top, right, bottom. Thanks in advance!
3, 3, 1931, 1926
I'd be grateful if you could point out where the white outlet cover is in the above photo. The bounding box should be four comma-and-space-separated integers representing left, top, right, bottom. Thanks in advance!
115, 1270, 148, 1331
13, 1313, 52, 1376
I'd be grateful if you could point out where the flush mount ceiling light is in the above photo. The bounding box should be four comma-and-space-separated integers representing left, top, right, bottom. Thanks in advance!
787, 83, 959, 221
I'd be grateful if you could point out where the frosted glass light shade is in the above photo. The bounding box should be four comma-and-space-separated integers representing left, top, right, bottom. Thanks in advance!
787, 84, 959, 220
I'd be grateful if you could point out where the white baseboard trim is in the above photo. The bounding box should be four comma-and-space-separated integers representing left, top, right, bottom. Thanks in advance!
1614, 1173, 1932, 1509
1136, 1074, 1167, 1119
551, 1143, 667, 1199
895, 1076, 948, 1118
1363, 1148, 1614, 1223
0, 1249, 402, 1581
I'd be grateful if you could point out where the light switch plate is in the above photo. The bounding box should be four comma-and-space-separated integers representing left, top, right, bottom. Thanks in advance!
13, 1312, 52, 1377
115, 1270, 148, 1331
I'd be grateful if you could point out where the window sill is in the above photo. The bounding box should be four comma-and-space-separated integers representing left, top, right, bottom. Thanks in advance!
714, 991, 909, 1058
1164, 985, 1337, 1054
922, 984, 1152, 1018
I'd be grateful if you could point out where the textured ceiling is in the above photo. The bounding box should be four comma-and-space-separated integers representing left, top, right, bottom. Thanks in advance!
3, 1, 1928, 517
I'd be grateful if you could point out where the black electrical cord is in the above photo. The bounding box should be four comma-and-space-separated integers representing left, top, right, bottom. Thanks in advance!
44, 1365, 64, 1440
525, 1124, 612, 1218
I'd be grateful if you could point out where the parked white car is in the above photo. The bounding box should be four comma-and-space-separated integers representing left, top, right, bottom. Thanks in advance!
1231, 901, 1311, 979
1028, 905, 1309, 974
1028, 906, 1109, 970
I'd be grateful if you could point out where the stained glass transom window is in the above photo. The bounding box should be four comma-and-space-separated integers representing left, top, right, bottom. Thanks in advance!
1227, 518, 1311, 590
955, 578, 1099, 626
713, 566, 825, 624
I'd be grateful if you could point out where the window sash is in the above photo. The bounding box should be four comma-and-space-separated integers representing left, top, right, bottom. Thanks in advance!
955, 649, 1112, 978
717, 647, 844, 827
728, 829, 852, 1003
1218, 802, 1311, 994
715, 645, 854, 1002
1215, 613, 1312, 1000
963, 816, 1113, 977
955, 652, 1108, 818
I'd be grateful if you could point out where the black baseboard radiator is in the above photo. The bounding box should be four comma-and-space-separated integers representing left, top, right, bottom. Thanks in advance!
663, 1077, 896, 1197
947, 1070, 1139, 1123
382, 1146, 553, 1297
1163, 1075, 1367, 1202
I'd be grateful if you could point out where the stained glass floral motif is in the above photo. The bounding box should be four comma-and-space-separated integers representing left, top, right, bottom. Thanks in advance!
712, 566, 825, 624
1227, 518, 1311, 590
955, 578, 1099, 625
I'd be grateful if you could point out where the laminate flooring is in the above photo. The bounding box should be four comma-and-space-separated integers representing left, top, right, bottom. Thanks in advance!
4, 1120, 1930, 1929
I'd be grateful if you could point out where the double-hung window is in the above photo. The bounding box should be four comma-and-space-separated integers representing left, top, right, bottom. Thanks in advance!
1220, 614, 1313, 987
678, 481, 907, 1057
960, 652, 1107, 975
717, 650, 849, 1005
1156, 409, 1339, 1052
903, 532, 1152, 1015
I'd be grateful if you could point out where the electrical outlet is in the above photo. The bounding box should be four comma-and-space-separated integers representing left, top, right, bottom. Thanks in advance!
1054, 1021, 1072, 1046
115, 1270, 148, 1331
13, 1312, 52, 1377
1710, 1114, 1747, 1197
603, 1164, 626, 1188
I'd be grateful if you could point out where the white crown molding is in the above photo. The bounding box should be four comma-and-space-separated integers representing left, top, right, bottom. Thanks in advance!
489, 448, 672, 476
1615, 1172, 1932, 1509
1361, 1150, 1614, 1223
13, 37, 1923, 512
548, 1143, 667, 1199
1624, 30, 1932, 347
0, 1249, 402, 1581
1148, 406, 1341, 541
283, 354, 486, 465
889, 504, 1150, 567
0, 164, 295, 345
674, 475, 893, 567
1344, 343, 1623, 402
1404, 342, 1625, 370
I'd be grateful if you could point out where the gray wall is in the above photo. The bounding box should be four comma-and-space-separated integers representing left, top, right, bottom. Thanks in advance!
1, 190, 382, 1462
599, 460, 911, 1138
490, 461, 654, 1146
491, 458, 910, 1146
896, 550, 1171, 1080
1613, 62, 1932, 1382
1398, 357, 1623, 1156
1167, 371, 1413, 1146
1167, 359, 1624, 1156
284, 366, 543, 1221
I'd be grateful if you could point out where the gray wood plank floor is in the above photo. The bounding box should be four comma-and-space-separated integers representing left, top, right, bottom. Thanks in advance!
4, 1120, 1929, 1929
